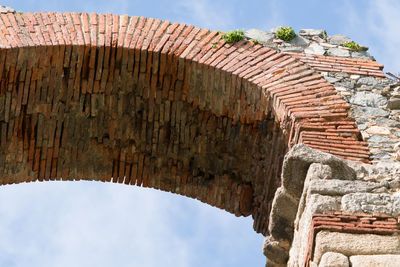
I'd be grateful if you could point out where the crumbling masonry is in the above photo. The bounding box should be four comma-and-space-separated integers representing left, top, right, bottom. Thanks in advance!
0, 6, 399, 267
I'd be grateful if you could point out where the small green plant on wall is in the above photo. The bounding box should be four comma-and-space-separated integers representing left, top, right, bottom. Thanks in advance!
251, 39, 261, 45
275, 27, 296, 42
221, 30, 245, 43
341, 41, 362, 51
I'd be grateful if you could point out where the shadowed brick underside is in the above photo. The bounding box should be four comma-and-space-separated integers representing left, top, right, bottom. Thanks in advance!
0, 11, 379, 235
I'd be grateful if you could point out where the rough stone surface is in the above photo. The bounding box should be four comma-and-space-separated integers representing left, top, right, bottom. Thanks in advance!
309, 180, 382, 196
307, 163, 333, 180
299, 29, 326, 38
341, 192, 400, 216
326, 47, 350, 57
353, 107, 390, 117
389, 98, 400, 110
309, 194, 340, 213
319, 252, 349, 267
351, 51, 374, 60
313, 231, 400, 264
268, 145, 354, 266
244, 29, 275, 43
0, 6, 15, 13
350, 92, 388, 108
282, 144, 356, 197
350, 255, 400, 267
263, 236, 289, 265
304, 42, 325, 55
328, 34, 352, 45
366, 126, 391, 135
289, 35, 310, 47
269, 188, 298, 243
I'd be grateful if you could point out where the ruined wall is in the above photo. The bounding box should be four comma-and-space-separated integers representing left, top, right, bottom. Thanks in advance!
252, 27, 400, 266
1, 5, 400, 267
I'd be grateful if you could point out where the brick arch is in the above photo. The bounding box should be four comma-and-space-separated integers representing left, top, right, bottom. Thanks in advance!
0, 11, 370, 235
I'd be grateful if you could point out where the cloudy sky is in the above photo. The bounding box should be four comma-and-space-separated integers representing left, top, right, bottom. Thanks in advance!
0, 0, 400, 266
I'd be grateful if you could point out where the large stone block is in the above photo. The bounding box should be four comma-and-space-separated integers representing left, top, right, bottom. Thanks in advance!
350, 92, 388, 108
319, 252, 349, 267
268, 187, 298, 244
309, 194, 341, 213
313, 231, 400, 264
244, 29, 275, 43
281, 144, 355, 198
350, 255, 400, 267
307, 163, 332, 180
309, 180, 382, 196
341, 192, 400, 216
263, 236, 289, 265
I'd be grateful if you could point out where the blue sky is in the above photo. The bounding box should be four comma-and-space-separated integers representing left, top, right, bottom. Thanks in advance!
0, 1, 399, 267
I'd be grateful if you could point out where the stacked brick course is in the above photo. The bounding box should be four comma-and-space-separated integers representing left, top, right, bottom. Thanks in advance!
305, 212, 400, 266
0, 10, 384, 235
0, 7, 392, 252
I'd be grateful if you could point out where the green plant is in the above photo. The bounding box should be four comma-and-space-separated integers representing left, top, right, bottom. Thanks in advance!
251, 39, 261, 45
275, 27, 296, 42
220, 30, 245, 43
17, 11, 23, 15
341, 41, 362, 51
321, 31, 327, 39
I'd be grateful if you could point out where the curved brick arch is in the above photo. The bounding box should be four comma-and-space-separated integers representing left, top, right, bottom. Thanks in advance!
0, 11, 370, 235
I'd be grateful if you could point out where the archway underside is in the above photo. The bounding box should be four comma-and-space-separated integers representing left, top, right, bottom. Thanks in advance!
0, 11, 372, 235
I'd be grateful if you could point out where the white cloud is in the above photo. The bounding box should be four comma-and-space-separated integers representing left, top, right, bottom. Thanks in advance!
0, 181, 264, 267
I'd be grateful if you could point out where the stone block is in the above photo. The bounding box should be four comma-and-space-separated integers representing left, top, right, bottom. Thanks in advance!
298, 29, 326, 38
352, 107, 389, 118
314, 231, 400, 264
349, 92, 388, 108
281, 144, 355, 198
0, 6, 15, 13
328, 34, 352, 45
366, 126, 391, 135
307, 163, 332, 180
350, 255, 400, 267
263, 236, 289, 264
389, 98, 400, 110
268, 187, 298, 243
326, 47, 350, 57
289, 35, 310, 47
309, 179, 382, 196
319, 252, 349, 267
309, 194, 340, 213
304, 43, 325, 55
351, 51, 374, 60
341, 192, 400, 216
244, 29, 275, 43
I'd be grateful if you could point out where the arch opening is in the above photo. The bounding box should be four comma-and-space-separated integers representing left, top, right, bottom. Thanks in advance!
0, 11, 369, 237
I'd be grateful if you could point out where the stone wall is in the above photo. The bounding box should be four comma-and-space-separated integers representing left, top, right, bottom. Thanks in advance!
265, 145, 400, 267
245, 26, 400, 266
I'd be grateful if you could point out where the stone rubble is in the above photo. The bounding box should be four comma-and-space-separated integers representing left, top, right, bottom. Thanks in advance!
244, 27, 374, 60
245, 26, 400, 185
